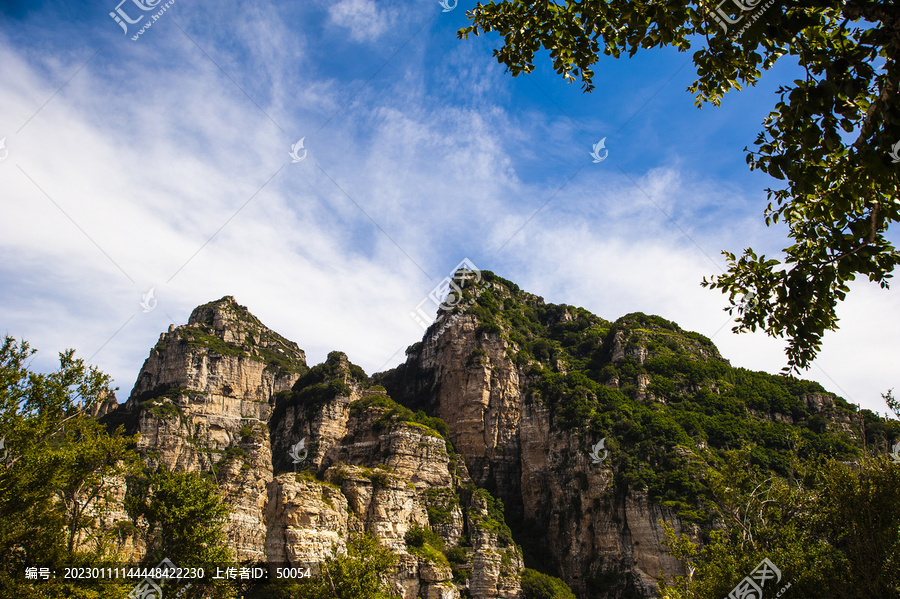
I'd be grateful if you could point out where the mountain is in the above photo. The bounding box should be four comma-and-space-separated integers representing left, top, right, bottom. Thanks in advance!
96, 271, 880, 599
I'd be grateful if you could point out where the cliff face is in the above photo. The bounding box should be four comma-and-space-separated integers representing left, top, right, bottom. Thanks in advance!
119, 296, 306, 561
377, 271, 858, 598
108, 296, 520, 599
264, 352, 521, 599
380, 287, 689, 598
98, 278, 857, 599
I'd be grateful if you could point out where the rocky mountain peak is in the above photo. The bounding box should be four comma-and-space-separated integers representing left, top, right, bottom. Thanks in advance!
89, 278, 869, 599
165, 296, 308, 376
187, 295, 242, 326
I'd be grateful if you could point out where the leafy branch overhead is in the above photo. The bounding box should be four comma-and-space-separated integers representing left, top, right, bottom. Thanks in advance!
459, 0, 900, 371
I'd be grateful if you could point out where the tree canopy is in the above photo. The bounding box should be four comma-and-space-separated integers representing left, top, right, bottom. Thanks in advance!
521, 567, 578, 599
125, 467, 234, 598
0, 336, 140, 597
658, 449, 900, 597
0, 336, 235, 599
458, 0, 900, 372
253, 533, 400, 599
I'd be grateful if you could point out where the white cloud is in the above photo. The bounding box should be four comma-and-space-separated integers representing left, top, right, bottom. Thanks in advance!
326, 0, 395, 43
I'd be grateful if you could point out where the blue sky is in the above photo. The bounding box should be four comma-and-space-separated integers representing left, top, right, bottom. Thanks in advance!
1, 0, 897, 415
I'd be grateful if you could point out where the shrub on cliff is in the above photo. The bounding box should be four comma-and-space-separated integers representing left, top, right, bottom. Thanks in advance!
520, 568, 577, 599
256, 533, 399, 599
405, 523, 449, 566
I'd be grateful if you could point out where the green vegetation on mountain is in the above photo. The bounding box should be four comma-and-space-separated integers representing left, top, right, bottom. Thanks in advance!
463, 486, 516, 548
405, 523, 449, 566
179, 325, 251, 358
350, 393, 451, 441
446, 271, 899, 524
424, 488, 460, 526
176, 296, 307, 375
521, 568, 578, 599
272, 351, 364, 421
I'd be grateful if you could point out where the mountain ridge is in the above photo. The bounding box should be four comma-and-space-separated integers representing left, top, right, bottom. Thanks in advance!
90, 271, 885, 598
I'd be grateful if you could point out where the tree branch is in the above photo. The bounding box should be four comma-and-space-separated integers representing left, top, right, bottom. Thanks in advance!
826, 202, 880, 263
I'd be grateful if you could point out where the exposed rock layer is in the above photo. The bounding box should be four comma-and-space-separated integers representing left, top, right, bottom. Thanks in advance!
95, 289, 854, 599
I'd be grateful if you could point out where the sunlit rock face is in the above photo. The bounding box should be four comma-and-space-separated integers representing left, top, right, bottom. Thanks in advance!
381, 285, 690, 599
95, 281, 852, 599
105, 296, 518, 598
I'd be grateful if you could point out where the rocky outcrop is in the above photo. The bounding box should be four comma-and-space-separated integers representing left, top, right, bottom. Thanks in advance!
89, 283, 857, 599
264, 351, 516, 598
89, 389, 119, 418
265, 475, 352, 566
803, 393, 834, 412
381, 282, 690, 598
395, 312, 526, 521
117, 296, 307, 561
99, 300, 521, 598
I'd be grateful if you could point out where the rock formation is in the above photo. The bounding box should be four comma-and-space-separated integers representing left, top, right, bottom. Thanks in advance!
380, 283, 690, 597
105, 296, 520, 599
96, 273, 859, 599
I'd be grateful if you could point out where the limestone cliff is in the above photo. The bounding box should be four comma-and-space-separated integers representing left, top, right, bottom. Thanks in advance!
265, 351, 522, 598
104, 297, 521, 599
378, 270, 856, 598
380, 289, 690, 598
95, 279, 859, 599
117, 296, 307, 561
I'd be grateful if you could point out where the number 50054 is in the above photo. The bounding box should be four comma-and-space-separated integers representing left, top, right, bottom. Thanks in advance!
276, 567, 311, 578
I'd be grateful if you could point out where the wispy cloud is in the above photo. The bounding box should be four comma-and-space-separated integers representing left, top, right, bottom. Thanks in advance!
326, 0, 398, 43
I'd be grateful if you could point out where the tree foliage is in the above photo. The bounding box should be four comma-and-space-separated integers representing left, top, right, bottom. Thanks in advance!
254, 533, 400, 599
521, 567, 578, 599
0, 337, 236, 599
659, 451, 900, 598
125, 467, 234, 598
458, 0, 900, 371
125, 467, 231, 564
0, 336, 140, 598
